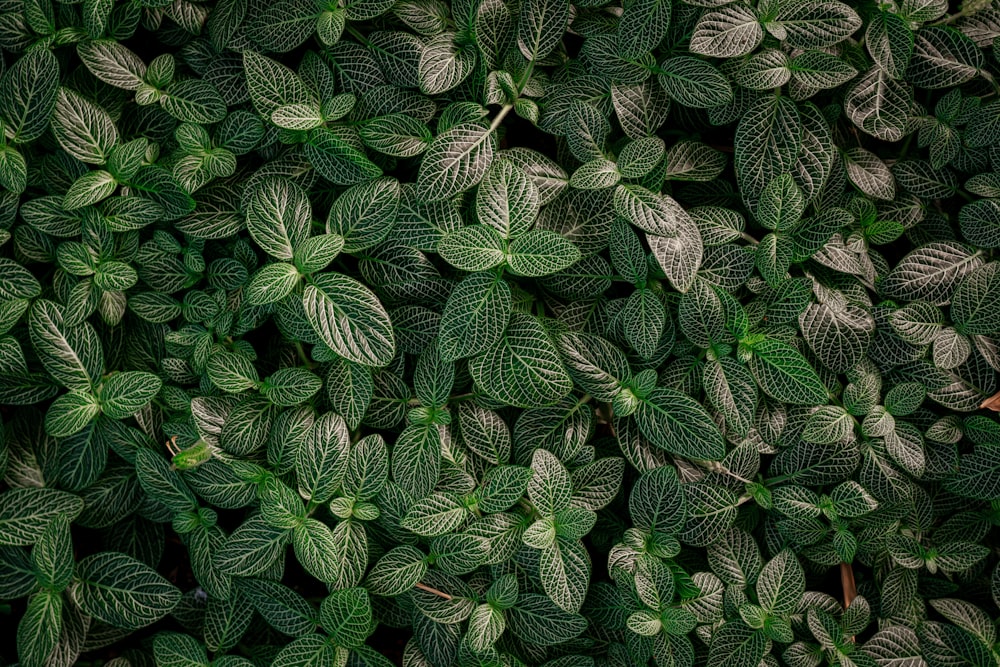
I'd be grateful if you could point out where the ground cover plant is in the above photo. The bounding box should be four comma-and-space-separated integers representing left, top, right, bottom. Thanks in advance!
4, 0, 1000, 665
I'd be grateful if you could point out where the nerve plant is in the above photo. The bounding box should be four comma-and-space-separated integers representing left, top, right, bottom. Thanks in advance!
3, 0, 1000, 666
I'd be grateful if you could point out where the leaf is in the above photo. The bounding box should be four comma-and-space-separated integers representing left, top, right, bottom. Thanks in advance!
477, 159, 539, 239
468, 313, 572, 408
75, 552, 181, 629
845, 67, 912, 142
629, 465, 686, 535
735, 95, 801, 210
419, 35, 475, 94
45, 390, 101, 438
327, 177, 400, 253
518, 0, 569, 61
747, 338, 828, 404
391, 422, 442, 498
303, 273, 396, 367
708, 622, 768, 667
657, 57, 733, 109
907, 27, 982, 89
77, 40, 147, 90
17, 590, 62, 667
617, 0, 671, 59
402, 493, 467, 536
756, 549, 805, 616
438, 225, 507, 272
775, 1, 862, 48
240, 578, 317, 637
799, 303, 875, 373
539, 536, 590, 614
506, 230, 581, 277
634, 387, 726, 460
0, 488, 84, 546
0, 49, 60, 144
866, 11, 914, 80
305, 127, 383, 186
243, 50, 313, 119
882, 242, 984, 305
417, 123, 496, 202
690, 5, 763, 58
246, 177, 311, 261
100, 371, 162, 419
51, 88, 118, 164
366, 545, 427, 596
320, 588, 372, 648
216, 515, 291, 577
292, 518, 342, 583
262, 367, 323, 407
162, 79, 227, 124
704, 356, 757, 440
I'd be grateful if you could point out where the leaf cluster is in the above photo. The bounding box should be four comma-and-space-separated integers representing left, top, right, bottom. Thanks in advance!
4, 0, 1000, 666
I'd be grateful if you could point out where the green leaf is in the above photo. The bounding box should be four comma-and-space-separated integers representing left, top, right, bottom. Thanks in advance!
517, 0, 569, 61
0, 488, 84, 546
262, 367, 323, 407
152, 632, 209, 667
708, 622, 768, 667
391, 422, 442, 498
438, 225, 507, 272
320, 588, 372, 648
292, 518, 342, 583
634, 387, 726, 460
703, 356, 757, 440
690, 5, 763, 58
31, 514, 74, 592
162, 79, 227, 124
77, 40, 147, 90
243, 50, 314, 119
882, 242, 984, 305
17, 590, 62, 667
327, 177, 400, 253
303, 273, 396, 367
478, 159, 539, 239
246, 177, 311, 261
45, 390, 101, 438
438, 271, 512, 362
774, 1, 862, 48
100, 371, 162, 419
657, 56, 733, 109
417, 122, 496, 202
29, 299, 103, 391
0, 49, 60, 144
0, 145, 27, 193
506, 230, 581, 277
617, 0, 670, 58
735, 95, 801, 210
305, 127, 383, 186
746, 339, 828, 405
216, 515, 291, 577
51, 88, 117, 165
366, 544, 427, 596
240, 578, 318, 637
296, 412, 350, 503
539, 536, 590, 614
75, 552, 181, 629
419, 35, 476, 95
468, 313, 572, 408
756, 549, 805, 616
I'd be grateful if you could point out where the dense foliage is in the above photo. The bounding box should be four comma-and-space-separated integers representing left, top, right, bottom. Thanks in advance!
5, 0, 1000, 665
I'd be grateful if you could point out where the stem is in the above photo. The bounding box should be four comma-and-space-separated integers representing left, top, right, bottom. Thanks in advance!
489, 104, 514, 132
841, 561, 857, 642
294, 341, 315, 370
414, 582, 452, 600
741, 232, 759, 245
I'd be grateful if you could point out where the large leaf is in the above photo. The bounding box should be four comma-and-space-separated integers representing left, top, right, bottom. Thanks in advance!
468, 313, 572, 408
303, 273, 396, 367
